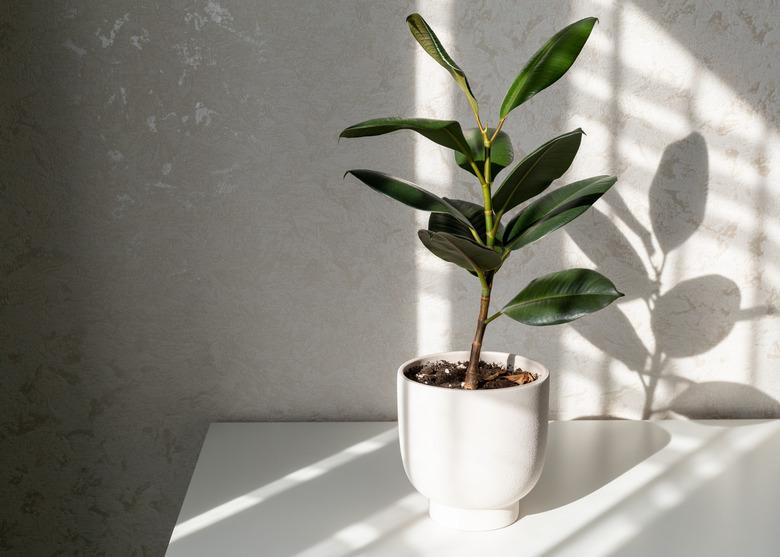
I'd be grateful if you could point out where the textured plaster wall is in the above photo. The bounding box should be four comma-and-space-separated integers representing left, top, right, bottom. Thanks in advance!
1, 0, 778, 554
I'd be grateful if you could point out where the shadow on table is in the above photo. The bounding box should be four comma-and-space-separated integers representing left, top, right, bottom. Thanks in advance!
167, 426, 422, 557
537, 421, 780, 557
520, 421, 670, 516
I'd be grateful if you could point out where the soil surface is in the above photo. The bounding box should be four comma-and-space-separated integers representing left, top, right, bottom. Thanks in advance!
405, 360, 538, 390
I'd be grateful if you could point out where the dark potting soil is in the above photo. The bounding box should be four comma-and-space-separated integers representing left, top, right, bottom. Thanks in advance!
404, 360, 538, 390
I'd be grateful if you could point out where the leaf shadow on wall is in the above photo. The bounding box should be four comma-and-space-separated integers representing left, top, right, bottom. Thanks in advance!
568, 132, 778, 419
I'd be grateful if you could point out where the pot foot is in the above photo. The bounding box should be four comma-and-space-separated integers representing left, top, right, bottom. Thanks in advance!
428, 501, 520, 531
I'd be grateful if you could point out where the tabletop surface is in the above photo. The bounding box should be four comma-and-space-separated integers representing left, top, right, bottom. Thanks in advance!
165, 420, 780, 557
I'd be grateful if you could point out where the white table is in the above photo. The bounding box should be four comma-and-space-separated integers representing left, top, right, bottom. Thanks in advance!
166, 420, 780, 557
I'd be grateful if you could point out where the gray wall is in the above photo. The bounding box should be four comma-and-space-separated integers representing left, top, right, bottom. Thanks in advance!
1, 0, 778, 554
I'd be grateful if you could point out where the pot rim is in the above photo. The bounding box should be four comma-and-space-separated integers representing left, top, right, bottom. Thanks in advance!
397, 350, 549, 393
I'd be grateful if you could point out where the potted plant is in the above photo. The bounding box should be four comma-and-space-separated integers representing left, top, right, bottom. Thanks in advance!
341, 14, 623, 530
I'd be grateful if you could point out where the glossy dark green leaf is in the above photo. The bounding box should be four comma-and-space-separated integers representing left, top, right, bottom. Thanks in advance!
340, 117, 472, 158
406, 13, 479, 116
454, 128, 514, 179
428, 198, 504, 245
503, 175, 617, 250
500, 17, 597, 118
345, 170, 473, 228
417, 230, 503, 272
428, 198, 484, 238
501, 268, 623, 326
492, 129, 583, 215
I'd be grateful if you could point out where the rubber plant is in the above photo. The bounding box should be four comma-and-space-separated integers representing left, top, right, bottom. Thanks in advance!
341, 14, 623, 389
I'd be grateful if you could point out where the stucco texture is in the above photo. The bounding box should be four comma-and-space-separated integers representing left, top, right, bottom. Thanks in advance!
1, 0, 778, 554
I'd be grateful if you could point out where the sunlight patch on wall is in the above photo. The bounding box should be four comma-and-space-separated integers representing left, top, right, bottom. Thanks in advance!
414, 2, 455, 355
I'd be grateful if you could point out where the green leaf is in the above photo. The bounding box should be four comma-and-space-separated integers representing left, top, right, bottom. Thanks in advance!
340, 117, 472, 158
406, 13, 479, 116
428, 198, 483, 238
500, 268, 623, 326
503, 175, 617, 250
417, 230, 503, 272
428, 198, 504, 244
454, 128, 514, 178
345, 170, 473, 228
492, 129, 583, 215
500, 17, 597, 118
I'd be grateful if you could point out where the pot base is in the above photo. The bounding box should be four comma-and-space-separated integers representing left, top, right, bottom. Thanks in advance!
429, 501, 520, 531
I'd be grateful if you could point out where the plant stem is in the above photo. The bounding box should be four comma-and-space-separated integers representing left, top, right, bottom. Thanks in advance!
483, 140, 495, 247
484, 311, 502, 324
489, 117, 506, 143
464, 128, 501, 389
468, 160, 486, 185
468, 228, 486, 246
464, 133, 498, 390
464, 273, 492, 390
481, 184, 494, 247
491, 210, 504, 239
472, 109, 486, 134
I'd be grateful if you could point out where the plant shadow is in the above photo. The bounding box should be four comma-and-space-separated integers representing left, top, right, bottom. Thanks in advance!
566, 133, 777, 419
519, 420, 670, 516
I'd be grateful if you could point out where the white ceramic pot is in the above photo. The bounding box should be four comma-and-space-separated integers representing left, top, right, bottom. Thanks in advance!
397, 350, 549, 531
